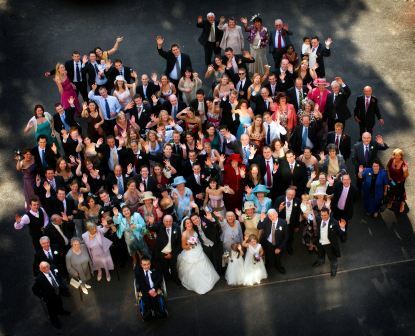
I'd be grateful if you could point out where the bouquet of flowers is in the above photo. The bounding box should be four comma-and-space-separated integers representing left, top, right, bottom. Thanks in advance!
222, 251, 230, 267
187, 236, 198, 248
253, 253, 261, 264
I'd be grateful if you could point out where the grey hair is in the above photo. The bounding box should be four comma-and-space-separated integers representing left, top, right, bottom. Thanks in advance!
39, 236, 50, 243
267, 208, 278, 216
207, 12, 215, 18
275, 19, 283, 25
70, 237, 81, 245
85, 221, 97, 231
331, 81, 340, 88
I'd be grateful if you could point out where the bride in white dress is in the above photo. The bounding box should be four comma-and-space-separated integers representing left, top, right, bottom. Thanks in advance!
177, 217, 220, 294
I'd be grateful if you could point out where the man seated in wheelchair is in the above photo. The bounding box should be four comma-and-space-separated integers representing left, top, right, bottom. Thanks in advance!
135, 256, 167, 320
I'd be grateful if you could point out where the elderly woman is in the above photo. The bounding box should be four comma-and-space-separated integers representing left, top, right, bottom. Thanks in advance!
245, 184, 272, 214
359, 160, 389, 217
82, 221, 114, 282
171, 176, 196, 221
236, 201, 260, 237
66, 237, 93, 294
307, 78, 331, 116
218, 17, 245, 55
319, 144, 347, 180
219, 211, 244, 252
271, 92, 297, 136
386, 148, 409, 213
113, 205, 150, 266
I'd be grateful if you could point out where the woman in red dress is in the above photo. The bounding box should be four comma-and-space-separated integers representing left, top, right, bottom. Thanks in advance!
220, 153, 246, 213
386, 148, 409, 213
53, 63, 81, 114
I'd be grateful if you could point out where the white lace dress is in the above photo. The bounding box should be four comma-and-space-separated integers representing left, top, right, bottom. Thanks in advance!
225, 250, 245, 286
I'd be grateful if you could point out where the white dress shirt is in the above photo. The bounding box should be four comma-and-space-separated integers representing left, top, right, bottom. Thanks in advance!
87, 92, 122, 120
285, 198, 293, 224
52, 224, 69, 246
14, 209, 49, 230
268, 221, 277, 244
319, 220, 330, 245
145, 270, 155, 288
169, 54, 182, 80
264, 121, 287, 143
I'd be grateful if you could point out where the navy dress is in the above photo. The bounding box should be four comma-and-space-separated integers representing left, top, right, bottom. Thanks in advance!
361, 168, 389, 213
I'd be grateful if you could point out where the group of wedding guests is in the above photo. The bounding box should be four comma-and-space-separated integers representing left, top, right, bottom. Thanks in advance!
13, 12, 410, 328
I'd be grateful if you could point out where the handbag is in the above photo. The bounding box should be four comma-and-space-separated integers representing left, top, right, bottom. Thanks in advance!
70, 278, 81, 289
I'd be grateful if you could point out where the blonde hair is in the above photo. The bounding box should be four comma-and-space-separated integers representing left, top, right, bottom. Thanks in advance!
55, 63, 65, 79
392, 148, 404, 159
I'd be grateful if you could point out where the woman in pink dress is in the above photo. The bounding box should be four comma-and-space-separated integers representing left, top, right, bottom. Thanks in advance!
271, 92, 297, 137
54, 63, 81, 114
306, 78, 331, 117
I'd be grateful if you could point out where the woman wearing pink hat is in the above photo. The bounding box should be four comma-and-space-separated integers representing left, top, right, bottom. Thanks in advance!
306, 78, 331, 116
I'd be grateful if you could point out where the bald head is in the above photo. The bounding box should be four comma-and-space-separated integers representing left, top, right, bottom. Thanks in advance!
39, 261, 51, 273
51, 214, 62, 225
362, 132, 372, 145
363, 86, 372, 97
163, 215, 173, 228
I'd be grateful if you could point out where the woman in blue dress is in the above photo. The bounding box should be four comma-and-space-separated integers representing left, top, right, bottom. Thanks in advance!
171, 176, 196, 221
245, 184, 272, 214
358, 160, 389, 218
113, 205, 150, 266
234, 99, 254, 140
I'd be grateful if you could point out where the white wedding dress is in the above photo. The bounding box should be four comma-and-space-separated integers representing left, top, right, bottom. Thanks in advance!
177, 232, 220, 294
243, 243, 267, 286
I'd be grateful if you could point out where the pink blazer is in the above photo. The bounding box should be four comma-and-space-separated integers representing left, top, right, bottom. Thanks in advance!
307, 88, 331, 115
271, 103, 297, 131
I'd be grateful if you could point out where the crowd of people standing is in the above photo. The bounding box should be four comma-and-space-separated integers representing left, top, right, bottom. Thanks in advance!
13, 12, 409, 328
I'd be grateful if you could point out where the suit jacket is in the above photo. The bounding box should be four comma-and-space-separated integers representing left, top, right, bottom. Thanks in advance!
186, 173, 206, 206
125, 102, 152, 134
96, 144, 129, 173
136, 82, 160, 101
105, 65, 134, 87
135, 266, 163, 292
154, 223, 182, 258
234, 78, 252, 100
34, 176, 66, 202
133, 175, 158, 194
253, 96, 273, 115
286, 86, 309, 112
43, 222, 75, 252
84, 62, 100, 88
324, 85, 351, 122
124, 148, 150, 173
222, 55, 255, 78
351, 140, 389, 169
313, 43, 331, 78
329, 182, 357, 220
273, 68, 294, 91
44, 195, 76, 218
289, 123, 321, 156
189, 98, 208, 115
106, 172, 128, 195
315, 216, 345, 257
53, 107, 81, 134
326, 131, 351, 160
197, 19, 223, 45
263, 82, 280, 99
31, 145, 59, 174
157, 48, 192, 79
32, 271, 64, 303
162, 101, 187, 118
269, 29, 292, 55
273, 196, 302, 228
276, 160, 308, 197
257, 217, 289, 250
33, 248, 65, 276
354, 95, 382, 129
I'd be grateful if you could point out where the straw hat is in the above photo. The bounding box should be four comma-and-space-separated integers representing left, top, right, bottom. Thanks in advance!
142, 191, 156, 201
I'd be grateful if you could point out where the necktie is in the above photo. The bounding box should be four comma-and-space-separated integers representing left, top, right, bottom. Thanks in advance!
266, 160, 272, 187
41, 149, 46, 167
119, 69, 123, 76
93, 63, 99, 74
277, 31, 282, 48
75, 62, 81, 82
104, 98, 111, 119
286, 201, 291, 208
265, 101, 269, 110
175, 57, 181, 78
302, 127, 308, 150
335, 135, 340, 148
333, 94, 337, 103
172, 105, 177, 119
47, 251, 53, 261
143, 86, 148, 99
312, 47, 316, 53
321, 221, 327, 228
267, 124, 271, 145
137, 106, 142, 117
209, 23, 215, 42
175, 144, 180, 154
167, 228, 171, 236
298, 89, 303, 107
365, 97, 369, 112
271, 222, 276, 245
195, 175, 200, 185
290, 164, 294, 173
143, 179, 147, 189
364, 145, 369, 164
49, 272, 59, 288
145, 271, 151, 287
221, 139, 226, 153
243, 147, 249, 164
50, 179, 56, 191
117, 176, 124, 195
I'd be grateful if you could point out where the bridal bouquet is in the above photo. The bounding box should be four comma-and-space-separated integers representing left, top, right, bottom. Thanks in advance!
253, 253, 261, 264
187, 236, 197, 248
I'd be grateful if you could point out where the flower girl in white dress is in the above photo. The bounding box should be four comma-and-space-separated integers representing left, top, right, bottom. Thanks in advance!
242, 234, 267, 286
225, 243, 245, 286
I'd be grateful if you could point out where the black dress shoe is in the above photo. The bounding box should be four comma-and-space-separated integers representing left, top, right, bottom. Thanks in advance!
312, 261, 324, 267
276, 266, 286, 274
331, 265, 338, 277
59, 310, 71, 316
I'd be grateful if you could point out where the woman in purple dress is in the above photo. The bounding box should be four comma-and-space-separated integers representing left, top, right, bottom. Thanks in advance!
15, 149, 36, 210
53, 63, 81, 114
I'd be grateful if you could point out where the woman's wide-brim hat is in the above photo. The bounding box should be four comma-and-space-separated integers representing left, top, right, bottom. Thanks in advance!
114, 75, 127, 84
313, 187, 328, 198
172, 176, 187, 187
243, 201, 257, 211
142, 191, 156, 201
227, 153, 243, 163
252, 184, 270, 194
313, 78, 330, 87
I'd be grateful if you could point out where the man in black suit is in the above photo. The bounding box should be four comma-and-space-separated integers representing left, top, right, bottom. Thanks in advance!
32, 261, 70, 328
190, 212, 223, 274
354, 86, 384, 135
219, 93, 240, 134
61, 127, 83, 159
196, 12, 223, 66
84, 51, 108, 90
352, 132, 389, 173
31, 135, 59, 174
96, 135, 129, 175
254, 88, 274, 115
248, 146, 278, 189
154, 215, 181, 282
43, 214, 74, 253
222, 47, 255, 78
181, 150, 202, 177
268, 19, 292, 68
326, 122, 352, 160
263, 73, 279, 99
274, 187, 301, 255
106, 164, 128, 196
234, 67, 252, 99
258, 209, 288, 273
134, 165, 158, 194
324, 78, 351, 131
310, 36, 333, 78
156, 35, 192, 89
328, 174, 357, 226
104, 59, 135, 89
273, 58, 295, 91
275, 150, 308, 197
134, 257, 165, 320
44, 186, 76, 220
45, 51, 88, 101
52, 101, 81, 135
124, 95, 152, 136
189, 89, 208, 117
185, 163, 206, 208
34, 168, 66, 203
161, 94, 187, 120
289, 115, 321, 156
136, 74, 160, 102
312, 208, 347, 277
287, 77, 308, 112
33, 236, 66, 277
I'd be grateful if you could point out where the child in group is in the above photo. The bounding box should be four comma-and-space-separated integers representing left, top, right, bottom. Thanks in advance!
225, 243, 245, 286
301, 36, 311, 57
242, 234, 267, 286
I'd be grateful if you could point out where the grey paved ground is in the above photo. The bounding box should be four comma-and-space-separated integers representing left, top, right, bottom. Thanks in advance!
0, 0, 414, 335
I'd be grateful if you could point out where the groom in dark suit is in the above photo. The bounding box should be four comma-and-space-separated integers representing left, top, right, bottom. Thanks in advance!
155, 215, 182, 283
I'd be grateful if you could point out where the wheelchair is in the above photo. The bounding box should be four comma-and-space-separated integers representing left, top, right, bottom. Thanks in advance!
134, 277, 168, 321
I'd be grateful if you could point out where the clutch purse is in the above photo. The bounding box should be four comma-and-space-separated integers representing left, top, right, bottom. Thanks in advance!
70, 278, 81, 289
